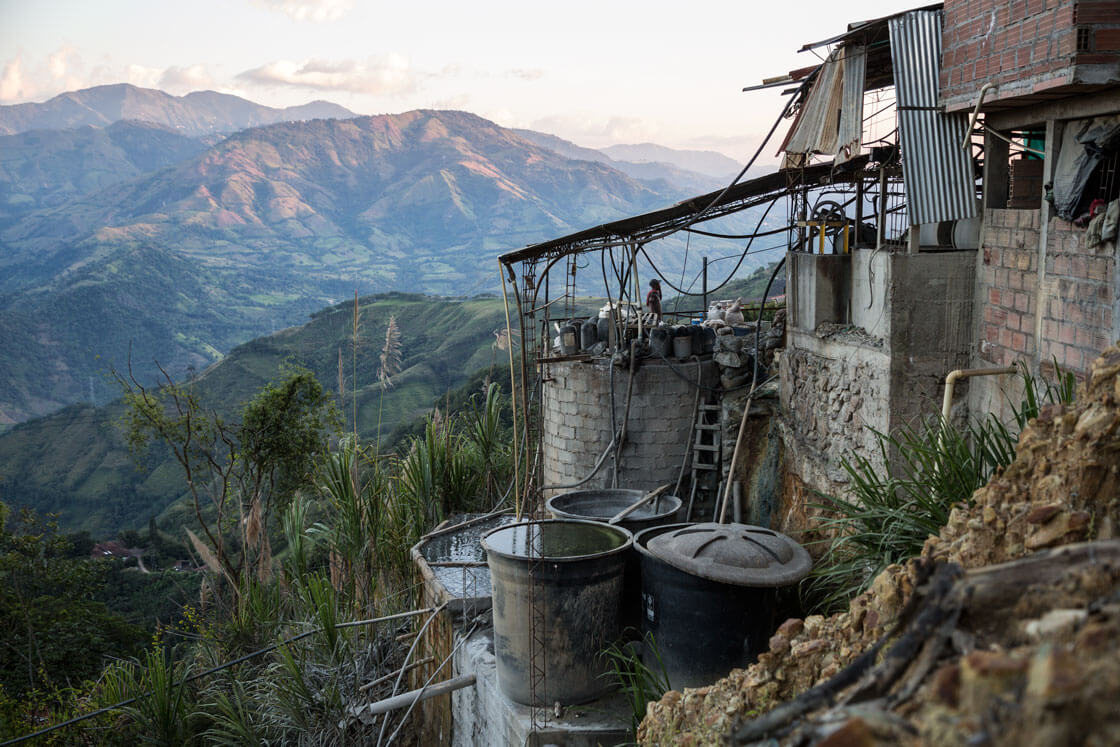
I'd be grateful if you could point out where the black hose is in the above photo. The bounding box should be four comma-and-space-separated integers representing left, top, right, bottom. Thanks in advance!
752, 256, 786, 386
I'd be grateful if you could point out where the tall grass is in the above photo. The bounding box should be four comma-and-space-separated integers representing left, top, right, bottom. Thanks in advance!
25, 382, 513, 745
805, 361, 1077, 614
602, 634, 672, 739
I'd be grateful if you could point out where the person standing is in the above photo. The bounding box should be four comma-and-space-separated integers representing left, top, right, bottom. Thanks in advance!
645, 278, 662, 323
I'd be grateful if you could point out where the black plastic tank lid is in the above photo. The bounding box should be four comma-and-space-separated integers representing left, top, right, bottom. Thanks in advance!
646, 522, 811, 587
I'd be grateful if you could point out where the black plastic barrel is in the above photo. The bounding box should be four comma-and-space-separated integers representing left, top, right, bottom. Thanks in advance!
597, 316, 612, 348
649, 327, 671, 358
482, 519, 632, 705
634, 523, 775, 690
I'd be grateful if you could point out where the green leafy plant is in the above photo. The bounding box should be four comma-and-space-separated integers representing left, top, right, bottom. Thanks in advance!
102, 647, 196, 746
805, 361, 1077, 614
602, 634, 672, 739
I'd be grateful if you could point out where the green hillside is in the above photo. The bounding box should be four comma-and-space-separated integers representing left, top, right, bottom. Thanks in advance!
0, 292, 511, 536
0, 109, 685, 425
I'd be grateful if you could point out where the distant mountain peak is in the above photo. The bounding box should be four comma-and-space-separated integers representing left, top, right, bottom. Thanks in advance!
0, 83, 359, 136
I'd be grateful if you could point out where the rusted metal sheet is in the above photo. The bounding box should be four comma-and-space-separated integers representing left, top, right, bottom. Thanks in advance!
785, 48, 844, 156
889, 9, 977, 224
836, 45, 867, 163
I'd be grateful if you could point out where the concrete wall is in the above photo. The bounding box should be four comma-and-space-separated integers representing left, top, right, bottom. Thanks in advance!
540, 357, 719, 495
779, 250, 975, 532
850, 248, 891, 340
940, 0, 1120, 113
888, 251, 977, 429
788, 252, 851, 332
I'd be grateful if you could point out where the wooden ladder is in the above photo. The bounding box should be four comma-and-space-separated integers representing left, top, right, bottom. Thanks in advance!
685, 399, 723, 521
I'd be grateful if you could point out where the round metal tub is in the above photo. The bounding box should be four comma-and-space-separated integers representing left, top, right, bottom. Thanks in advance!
547, 489, 682, 636
545, 489, 681, 534
482, 519, 632, 706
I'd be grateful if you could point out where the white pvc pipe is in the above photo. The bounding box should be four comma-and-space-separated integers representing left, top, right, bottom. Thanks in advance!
352, 674, 476, 718
961, 83, 998, 151
941, 366, 1017, 423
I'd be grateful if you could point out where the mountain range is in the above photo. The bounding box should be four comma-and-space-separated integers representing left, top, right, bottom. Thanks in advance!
0, 83, 357, 137
0, 84, 772, 429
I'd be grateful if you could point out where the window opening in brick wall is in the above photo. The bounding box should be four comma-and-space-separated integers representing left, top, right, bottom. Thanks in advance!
1082, 149, 1120, 215
1076, 27, 1092, 54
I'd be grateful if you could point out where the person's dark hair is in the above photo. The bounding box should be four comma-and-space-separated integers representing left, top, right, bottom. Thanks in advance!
649, 279, 660, 289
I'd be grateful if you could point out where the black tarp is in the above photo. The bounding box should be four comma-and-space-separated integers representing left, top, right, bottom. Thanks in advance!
1052, 115, 1120, 221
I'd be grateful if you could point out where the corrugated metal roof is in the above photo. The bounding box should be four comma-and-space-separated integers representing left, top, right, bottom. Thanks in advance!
798, 2, 943, 52
889, 9, 977, 224
498, 159, 867, 265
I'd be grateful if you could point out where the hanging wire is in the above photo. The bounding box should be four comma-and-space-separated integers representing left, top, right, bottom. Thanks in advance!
642, 194, 783, 297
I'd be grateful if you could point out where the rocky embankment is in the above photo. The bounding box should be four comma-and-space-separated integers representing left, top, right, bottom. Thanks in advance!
639, 345, 1120, 746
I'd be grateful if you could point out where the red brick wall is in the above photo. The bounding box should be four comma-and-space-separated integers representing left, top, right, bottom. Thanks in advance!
1040, 218, 1116, 371
940, 0, 1120, 111
978, 209, 1116, 375
979, 209, 1040, 366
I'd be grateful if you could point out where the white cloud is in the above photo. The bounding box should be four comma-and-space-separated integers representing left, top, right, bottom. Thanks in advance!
159, 65, 214, 93
508, 68, 544, 81
236, 55, 414, 96
47, 47, 80, 80
125, 64, 164, 89
0, 56, 32, 102
529, 114, 660, 147
250, 0, 353, 22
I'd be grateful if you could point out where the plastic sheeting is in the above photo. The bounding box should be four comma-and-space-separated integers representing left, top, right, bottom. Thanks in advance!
784, 45, 866, 164
1051, 115, 1120, 221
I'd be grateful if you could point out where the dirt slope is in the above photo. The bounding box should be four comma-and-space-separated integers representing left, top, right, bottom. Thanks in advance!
639, 345, 1120, 746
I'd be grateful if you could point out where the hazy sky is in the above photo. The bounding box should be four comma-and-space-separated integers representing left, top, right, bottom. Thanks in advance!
1, 0, 922, 160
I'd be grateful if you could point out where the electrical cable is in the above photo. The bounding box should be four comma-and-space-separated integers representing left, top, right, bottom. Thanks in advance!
640, 192, 779, 297
641, 91, 799, 245
752, 257, 786, 387
379, 614, 485, 747
683, 224, 792, 240
375, 602, 449, 745
673, 356, 703, 499
674, 229, 692, 315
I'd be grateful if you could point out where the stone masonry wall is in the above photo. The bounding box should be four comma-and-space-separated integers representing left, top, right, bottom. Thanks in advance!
540, 358, 719, 496
779, 338, 891, 485
940, 0, 1120, 112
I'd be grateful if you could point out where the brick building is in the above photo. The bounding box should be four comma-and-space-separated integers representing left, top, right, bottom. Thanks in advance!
939, 0, 1120, 417
773, 0, 1118, 511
